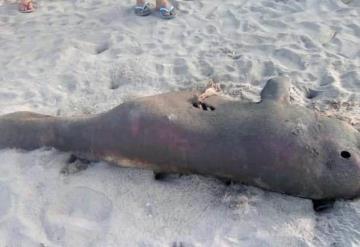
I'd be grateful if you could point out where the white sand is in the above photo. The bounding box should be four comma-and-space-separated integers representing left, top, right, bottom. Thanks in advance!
0, 0, 360, 246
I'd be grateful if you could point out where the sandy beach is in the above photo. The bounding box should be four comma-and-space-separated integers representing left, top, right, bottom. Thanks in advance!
0, 0, 360, 246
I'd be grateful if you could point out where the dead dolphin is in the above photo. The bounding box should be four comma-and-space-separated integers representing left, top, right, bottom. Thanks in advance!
0, 77, 359, 202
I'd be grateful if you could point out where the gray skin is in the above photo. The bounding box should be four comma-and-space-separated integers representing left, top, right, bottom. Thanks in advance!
0, 77, 360, 200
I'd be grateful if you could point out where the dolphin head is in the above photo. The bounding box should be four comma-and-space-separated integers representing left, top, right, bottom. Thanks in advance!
318, 118, 360, 199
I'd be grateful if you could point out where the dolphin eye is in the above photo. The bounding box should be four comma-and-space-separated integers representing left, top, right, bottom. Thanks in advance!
340, 151, 351, 159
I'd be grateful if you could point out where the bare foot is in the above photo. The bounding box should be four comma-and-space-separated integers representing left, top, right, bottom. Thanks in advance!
155, 0, 172, 10
19, 0, 35, 13
156, 0, 176, 18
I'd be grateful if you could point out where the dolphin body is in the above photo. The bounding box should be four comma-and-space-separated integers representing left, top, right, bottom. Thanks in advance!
0, 77, 359, 201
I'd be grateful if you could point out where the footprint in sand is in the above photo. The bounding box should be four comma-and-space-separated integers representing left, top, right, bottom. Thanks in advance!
198, 59, 214, 77
60, 74, 78, 93
173, 58, 189, 75
320, 74, 336, 86
225, 65, 236, 72
299, 35, 318, 50
191, 35, 203, 45
340, 71, 360, 91
221, 10, 240, 31
205, 24, 218, 35
297, 21, 335, 44
0, 182, 12, 223
0, 91, 18, 102
42, 187, 113, 244
273, 48, 306, 71
95, 42, 110, 54
57, 187, 112, 222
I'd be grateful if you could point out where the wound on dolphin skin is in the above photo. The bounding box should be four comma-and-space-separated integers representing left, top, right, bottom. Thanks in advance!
192, 102, 199, 108
340, 151, 351, 159
200, 102, 208, 111
192, 102, 215, 111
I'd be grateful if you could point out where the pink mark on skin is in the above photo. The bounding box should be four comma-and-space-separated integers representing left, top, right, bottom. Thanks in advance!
130, 117, 141, 137
267, 137, 295, 163
157, 125, 190, 152
130, 115, 192, 153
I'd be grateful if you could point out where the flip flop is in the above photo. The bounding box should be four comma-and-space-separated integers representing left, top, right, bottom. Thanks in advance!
18, 0, 37, 13
159, 5, 176, 19
134, 2, 153, 16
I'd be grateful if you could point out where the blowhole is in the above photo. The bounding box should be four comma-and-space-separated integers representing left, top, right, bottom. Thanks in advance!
341, 151, 351, 159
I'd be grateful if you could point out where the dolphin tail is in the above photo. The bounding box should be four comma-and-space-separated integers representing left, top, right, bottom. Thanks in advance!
0, 111, 57, 150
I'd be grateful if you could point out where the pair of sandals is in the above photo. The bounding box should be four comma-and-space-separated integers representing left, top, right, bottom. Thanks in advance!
135, 2, 176, 19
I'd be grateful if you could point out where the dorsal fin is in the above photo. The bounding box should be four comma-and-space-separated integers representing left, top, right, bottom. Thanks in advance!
260, 77, 291, 104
